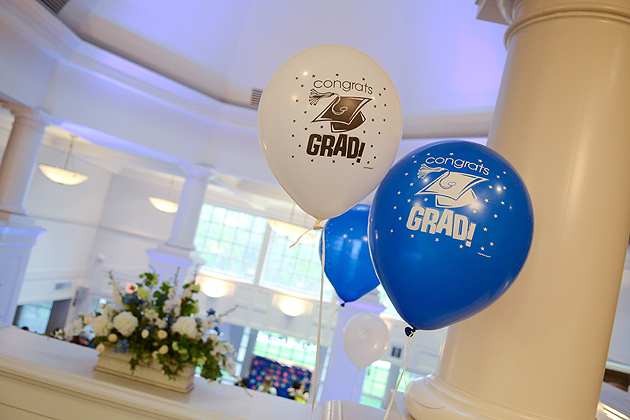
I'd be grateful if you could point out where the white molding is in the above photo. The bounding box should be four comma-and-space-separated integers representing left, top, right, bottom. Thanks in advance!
2, 0, 257, 133
1, 0, 494, 146
475, 0, 509, 25
0, 328, 327, 420
0, 0, 81, 60
22, 267, 84, 282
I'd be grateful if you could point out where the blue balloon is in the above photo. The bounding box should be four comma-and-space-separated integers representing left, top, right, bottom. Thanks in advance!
369, 141, 533, 330
321, 204, 381, 303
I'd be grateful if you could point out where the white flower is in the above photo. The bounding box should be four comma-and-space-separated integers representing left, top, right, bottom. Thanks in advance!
171, 317, 199, 339
96, 343, 106, 353
158, 345, 169, 355
108, 333, 118, 343
102, 304, 117, 318
224, 358, 237, 376
155, 318, 167, 329
63, 319, 83, 338
157, 329, 168, 340
112, 311, 139, 337
91, 315, 113, 337
165, 297, 182, 316
199, 319, 214, 332
144, 309, 159, 322
141, 329, 150, 339
212, 341, 234, 355
112, 285, 123, 306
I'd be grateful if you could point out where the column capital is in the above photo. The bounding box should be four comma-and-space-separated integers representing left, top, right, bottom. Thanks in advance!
180, 163, 216, 183
1, 102, 54, 127
478, 0, 630, 26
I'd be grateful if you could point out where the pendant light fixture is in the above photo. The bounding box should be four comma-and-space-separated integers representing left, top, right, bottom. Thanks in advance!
38, 135, 89, 185
149, 176, 179, 213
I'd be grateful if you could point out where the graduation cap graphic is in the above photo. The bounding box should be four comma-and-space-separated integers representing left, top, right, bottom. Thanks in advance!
415, 164, 487, 208
309, 89, 371, 132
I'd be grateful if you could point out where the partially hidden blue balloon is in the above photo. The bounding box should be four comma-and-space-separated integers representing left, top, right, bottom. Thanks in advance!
369, 141, 534, 330
321, 204, 381, 304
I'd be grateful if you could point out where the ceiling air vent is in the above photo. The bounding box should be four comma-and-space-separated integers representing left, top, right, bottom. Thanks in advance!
250, 88, 263, 109
54, 281, 72, 290
36, 0, 70, 15
391, 346, 403, 359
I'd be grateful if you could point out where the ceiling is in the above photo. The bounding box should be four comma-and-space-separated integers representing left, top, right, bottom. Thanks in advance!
56, 0, 508, 118
17, 0, 510, 212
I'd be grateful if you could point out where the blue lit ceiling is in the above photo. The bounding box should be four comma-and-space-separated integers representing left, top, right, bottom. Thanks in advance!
4, 0, 509, 204
58, 0, 507, 124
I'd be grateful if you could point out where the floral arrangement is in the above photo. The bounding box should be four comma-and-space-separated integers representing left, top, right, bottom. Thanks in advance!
61, 271, 237, 383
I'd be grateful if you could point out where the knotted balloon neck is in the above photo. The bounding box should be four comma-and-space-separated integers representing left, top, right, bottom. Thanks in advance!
405, 326, 416, 338
289, 219, 325, 248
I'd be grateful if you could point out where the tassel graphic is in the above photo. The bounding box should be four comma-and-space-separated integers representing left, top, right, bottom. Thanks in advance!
309, 89, 336, 106
417, 164, 444, 179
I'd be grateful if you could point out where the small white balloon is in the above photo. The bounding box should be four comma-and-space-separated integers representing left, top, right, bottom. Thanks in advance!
343, 312, 390, 368
258, 44, 403, 222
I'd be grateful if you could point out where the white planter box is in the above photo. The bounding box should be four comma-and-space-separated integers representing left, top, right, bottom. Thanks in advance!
94, 348, 195, 393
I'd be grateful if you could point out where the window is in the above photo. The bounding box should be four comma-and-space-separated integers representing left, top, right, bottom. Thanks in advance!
195, 204, 268, 281
360, 360, 392, 408
260, 229, 334, 300
253, 330, 318, 369
13, 300, 53, 334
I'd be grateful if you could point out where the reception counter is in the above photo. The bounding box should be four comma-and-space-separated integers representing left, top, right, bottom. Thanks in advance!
0, 325, 409, 420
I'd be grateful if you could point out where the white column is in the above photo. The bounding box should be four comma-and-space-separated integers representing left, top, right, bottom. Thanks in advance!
146, 165, 212, 281
0, 103, 51, 217
405, 1, 630, 419
320, 290, 385, 404
164, 166, 212, 250
0, 103, 48, 324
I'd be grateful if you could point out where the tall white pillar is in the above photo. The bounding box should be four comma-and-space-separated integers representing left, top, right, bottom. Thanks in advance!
0, 103, 48, 324
0, 103, 51, 217
146, 164, 212, 281
320, 290, 385, 404
405, 1, 630, 419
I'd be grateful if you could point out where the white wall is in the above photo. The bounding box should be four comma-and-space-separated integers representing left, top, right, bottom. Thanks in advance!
14, 141, 112, 304
72, 172, 178, 316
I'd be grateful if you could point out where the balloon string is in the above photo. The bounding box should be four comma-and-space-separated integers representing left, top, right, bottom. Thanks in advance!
318, 304, 341, 402
383, 329, 415, 420
310, 227, 325, 416
290, 219, 325, 248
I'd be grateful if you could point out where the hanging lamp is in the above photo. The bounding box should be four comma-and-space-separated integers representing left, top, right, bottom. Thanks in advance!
38, 135, 89, 185
149, 176, 179, 213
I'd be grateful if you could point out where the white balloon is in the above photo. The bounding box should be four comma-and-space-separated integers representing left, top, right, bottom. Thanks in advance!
343, 312, 390, 368
258, 44, 403, 222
